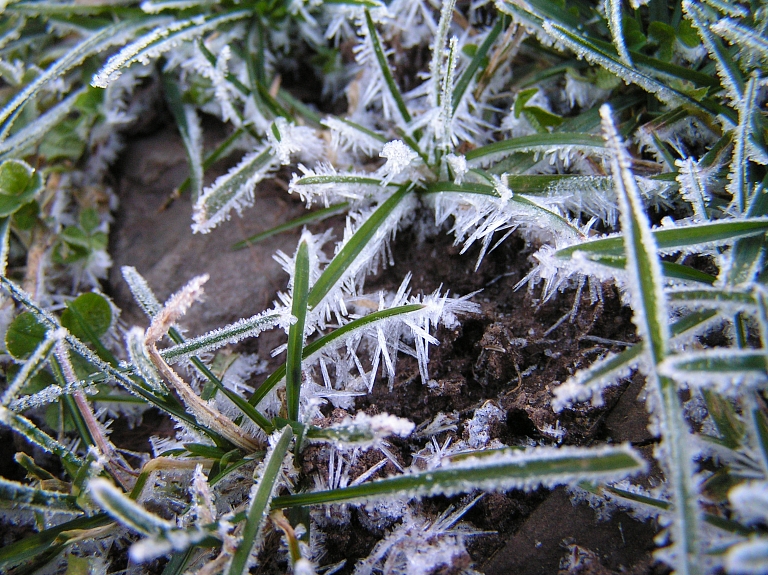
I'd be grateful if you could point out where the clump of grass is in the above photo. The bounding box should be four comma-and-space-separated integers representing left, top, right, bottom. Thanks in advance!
0, 0, 766, 573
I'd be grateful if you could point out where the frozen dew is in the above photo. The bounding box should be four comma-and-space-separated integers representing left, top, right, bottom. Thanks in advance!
378, 140, 419, 185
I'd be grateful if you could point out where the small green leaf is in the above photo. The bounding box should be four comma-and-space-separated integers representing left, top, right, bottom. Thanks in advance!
648, 21, 676, 61
61, 293, 112, 342
0, 159, 43, 217
622, 16, 646, 52
6, 312, 48, 359
12, 200, 39, 230
79, 208, 100, 234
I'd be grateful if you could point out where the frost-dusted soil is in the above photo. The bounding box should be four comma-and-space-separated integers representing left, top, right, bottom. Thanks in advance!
100, 120, 666, 574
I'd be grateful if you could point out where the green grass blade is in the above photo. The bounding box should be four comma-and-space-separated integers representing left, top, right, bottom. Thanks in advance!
555, 219, 768, 259
160, 311, 284, 364
0, 513, 110, 571
272, 444, 645, 508
0, 18, 160, 136
227, 425, 293, 575
92, 11, 249, 89
667, 287, 756, 309
661, 350, 768, 381
542, 21, 716, 115
0, 406, 83, 472
232, 203, 349, 251
602, 104, 700, 575
363, 9, 411, 124
287, 240, 309, 422
683, 1, 744, 102
0, 87, 86, 159
307, 184, 412, 310
465, 133, 606, 166
452, 16, 506, 112
248, 304, 425, 407
163, 74, 203, 202
553, 344, 643, 411
192, 146, 274, 234
0, 477, 81, 512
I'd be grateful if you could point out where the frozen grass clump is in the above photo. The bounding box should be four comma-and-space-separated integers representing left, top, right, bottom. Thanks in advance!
0, 0, 767, 573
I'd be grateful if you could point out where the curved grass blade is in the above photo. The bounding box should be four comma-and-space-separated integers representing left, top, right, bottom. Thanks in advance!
91, 10, 249, 88
287, 240, 309, 422
232, 203, 348, 251
0, 18, 160, 137
227, 425, 293, 575
542, 21, 717, 115
272, 444, 645, 508
307, 183, 412, 309
248, 304, 425, 407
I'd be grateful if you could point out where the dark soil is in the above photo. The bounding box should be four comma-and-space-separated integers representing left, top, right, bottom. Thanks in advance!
102, 121, 665, 574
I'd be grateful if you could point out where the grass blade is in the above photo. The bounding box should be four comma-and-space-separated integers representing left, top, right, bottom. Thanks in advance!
227, 425, 293, 575
272, 444, 645, 508
554, 219, 768, 259
307, 184, 412, 310
232, 203, 348, 251
363, 9, 411, 124
286, 240, 309, 422
601, 104, 700, 575
248, 304, 425, 407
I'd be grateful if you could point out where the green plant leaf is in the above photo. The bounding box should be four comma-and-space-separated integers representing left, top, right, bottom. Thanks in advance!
0, 159, 43, 217
6, 312, 48, 360
61, 293, 112, 342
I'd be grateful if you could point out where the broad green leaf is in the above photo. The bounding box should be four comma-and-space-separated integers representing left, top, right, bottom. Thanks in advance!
61, 293, 112, 342
0, 159, 42, 217
6, 311, 48, 360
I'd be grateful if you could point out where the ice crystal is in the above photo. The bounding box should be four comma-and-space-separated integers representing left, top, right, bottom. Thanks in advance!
377, 140, 420, 186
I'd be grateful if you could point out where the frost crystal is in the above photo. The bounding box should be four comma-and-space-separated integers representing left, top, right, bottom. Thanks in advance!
378, 140, 420, 186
